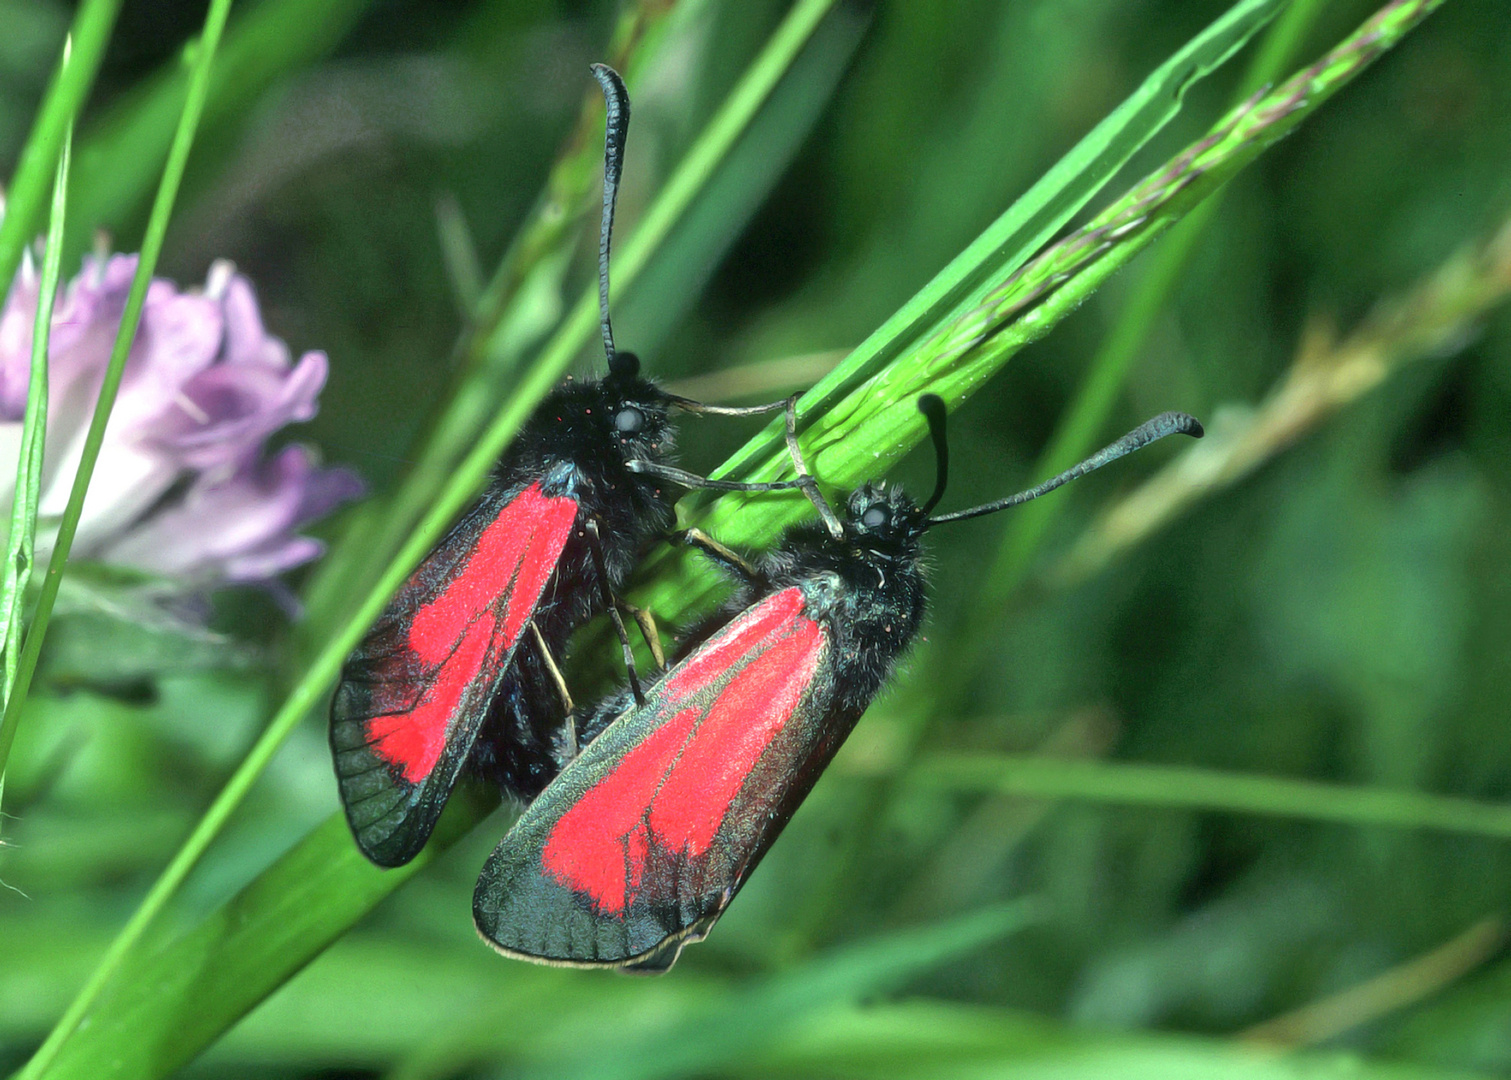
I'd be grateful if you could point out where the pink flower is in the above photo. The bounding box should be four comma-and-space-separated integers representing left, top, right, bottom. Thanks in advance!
0, 252, 360, 590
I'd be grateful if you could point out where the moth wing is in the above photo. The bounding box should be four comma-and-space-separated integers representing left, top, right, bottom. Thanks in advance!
474, 587, 833, 968
330, 482, 579, 867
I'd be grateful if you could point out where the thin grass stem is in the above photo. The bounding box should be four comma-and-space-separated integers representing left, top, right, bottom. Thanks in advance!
1056, 214, 1511, 582
0, 125, 70, 710
15, 1, 238, 1074
914, 754, 1511, 840
0, 0, 119, 309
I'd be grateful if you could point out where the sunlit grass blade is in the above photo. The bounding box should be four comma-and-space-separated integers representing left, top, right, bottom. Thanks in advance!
913, 754, 1511, 839
0, 0, 119, 312
0, 128, 69, 712
703, 0, 1288, 490
13, 2, 238, 1075
635, 0, 1452, 627
977, 0, 1330, 610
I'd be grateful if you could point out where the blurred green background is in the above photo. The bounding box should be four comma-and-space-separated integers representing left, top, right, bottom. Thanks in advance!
4, 0, 1511, 1076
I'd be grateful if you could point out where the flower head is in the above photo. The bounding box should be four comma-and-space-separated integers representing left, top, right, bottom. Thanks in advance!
0, 252, 361, 592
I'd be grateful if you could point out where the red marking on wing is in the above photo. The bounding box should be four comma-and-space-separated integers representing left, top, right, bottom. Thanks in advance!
648, 624, 822, 854
369, 613, 496, 782
541, 588, 824, 914
367, 484, 577, 783
540, 708, 702, 915
663, 586, 806, 696
408, 485, 576, 665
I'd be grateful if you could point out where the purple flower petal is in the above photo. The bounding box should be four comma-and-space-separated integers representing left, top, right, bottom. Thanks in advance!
107, 286, 225, 433
2, 246, 361, 598
219, 536, 326, 582
0, 256, 40, 418
148, 349, 329, 469
216, 267, 291, 369
99, 445, 361, 581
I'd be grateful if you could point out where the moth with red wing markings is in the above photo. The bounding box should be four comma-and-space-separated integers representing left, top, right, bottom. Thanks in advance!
473, 396, 1204, 970
329, 396, 672, 866
330, 65, 809, 869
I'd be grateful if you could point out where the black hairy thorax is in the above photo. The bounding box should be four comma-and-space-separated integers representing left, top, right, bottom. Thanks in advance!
773, 481, 929, 717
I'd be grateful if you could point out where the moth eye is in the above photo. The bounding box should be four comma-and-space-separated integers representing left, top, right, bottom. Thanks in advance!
861, 506, 889, 529
614, 406, 646, 434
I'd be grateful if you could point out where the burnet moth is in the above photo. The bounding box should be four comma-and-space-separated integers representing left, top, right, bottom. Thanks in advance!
472, 396, 1203, 971
330, 65, 806, 868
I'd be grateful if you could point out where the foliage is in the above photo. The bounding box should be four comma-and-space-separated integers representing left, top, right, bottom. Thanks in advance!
2, 0, 1510, 1078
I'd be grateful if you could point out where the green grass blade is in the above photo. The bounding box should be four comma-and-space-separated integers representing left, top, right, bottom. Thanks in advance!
0, 126, 69, 710
518, 900, 1041, 1080
31, 801, 490, 1080
632, 0, 1450, 630
754, 1000, 1493, 1079
979, 0, 1331, 606
704, 0, 1287, 489
13, 2, 239, 1075
914, 755, 1511, 839
0, 0, 119, 311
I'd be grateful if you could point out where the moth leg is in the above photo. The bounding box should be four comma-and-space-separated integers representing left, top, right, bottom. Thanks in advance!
623, 460, 810, 493
776, 394, 845, 539
528, 620, 573, 714
664, 391, 796, 417
583, 518, 647, 708
625, 397, 819, 494
620, 602, 666, 671
676, 527, 765, 588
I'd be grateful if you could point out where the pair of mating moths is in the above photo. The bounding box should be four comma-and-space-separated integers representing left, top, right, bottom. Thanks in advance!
330, 66, 1202, 973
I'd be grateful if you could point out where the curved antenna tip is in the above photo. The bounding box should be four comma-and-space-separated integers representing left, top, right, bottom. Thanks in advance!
1173, 412, 1204, 439
916, 394, 950, 517
1146, 410, 1205, 441
607, 349, 640, 379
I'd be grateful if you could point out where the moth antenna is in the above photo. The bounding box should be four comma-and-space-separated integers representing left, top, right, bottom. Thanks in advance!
591, 63, 636, 378
917, 394, 949, 517
927, 411, 1204, 527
